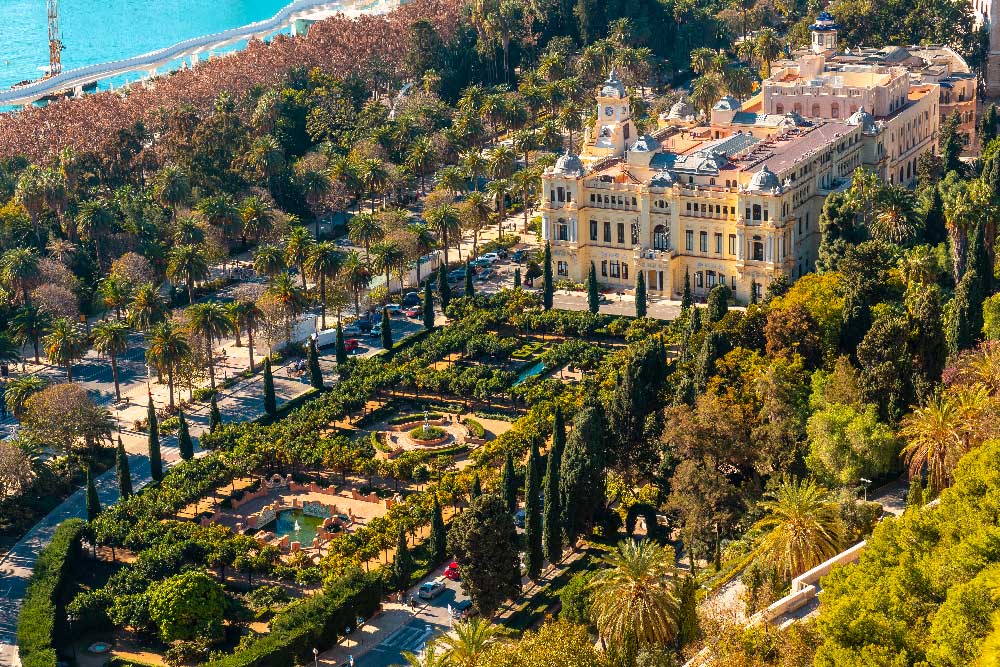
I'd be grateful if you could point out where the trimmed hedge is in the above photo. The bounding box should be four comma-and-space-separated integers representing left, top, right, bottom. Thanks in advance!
202, 570, 382, 667
17, 518, 85, 667
462, 417, 486, 438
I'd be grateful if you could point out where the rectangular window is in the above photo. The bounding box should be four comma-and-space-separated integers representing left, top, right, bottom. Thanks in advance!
685, 230, 694, 251
604, 221, 611, 243
550, 190, 555, 202
763, 208, 768, 222
695, 272, 704, 288
590, 220, 598, 241
617, 223, 625, 244
687, 202, 692, 212
745, 207, 751, 220
601, 260, 608, 277
729, 234, 736, 255
631, 223, 639, 246
610, 261, 621, 278
714, 233, 722, 254
557, 224, 569, 241
590, 194, 595, 203
623, 263, 629, 279
753, 204, 762, 221
699, 231, 708, 253
557, 261, 568, 276
557, 187, 565, 203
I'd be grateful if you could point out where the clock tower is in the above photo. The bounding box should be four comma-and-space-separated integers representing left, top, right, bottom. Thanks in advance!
586, 69, 633, 159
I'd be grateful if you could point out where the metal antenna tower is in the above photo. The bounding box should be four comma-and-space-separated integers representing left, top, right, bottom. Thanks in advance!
47, 0, 62, 77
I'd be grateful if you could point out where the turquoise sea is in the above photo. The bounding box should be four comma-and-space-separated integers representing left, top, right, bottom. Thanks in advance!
0, 0, 292, 90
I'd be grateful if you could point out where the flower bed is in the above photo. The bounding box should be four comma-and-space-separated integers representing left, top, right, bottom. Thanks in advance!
510, 341, 546, 360
408, 425, 447, 441
388, 412, 442, 425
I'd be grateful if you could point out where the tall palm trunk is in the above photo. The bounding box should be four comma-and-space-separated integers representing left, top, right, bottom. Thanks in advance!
247, 328, 256, 374
167, 365, 176, 409
319, 275, 327, 330
206, 336, 216, 389
110, 352, 121, 402
187, 273, 195, 307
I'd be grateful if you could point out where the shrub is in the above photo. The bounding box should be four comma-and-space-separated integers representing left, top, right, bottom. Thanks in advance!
388, 412, 442, 425
159, 416, 181, 434
463, 418, 486, 438
193, 387, 218, 402
408, 426, 447, 441
17, 518, 85, 667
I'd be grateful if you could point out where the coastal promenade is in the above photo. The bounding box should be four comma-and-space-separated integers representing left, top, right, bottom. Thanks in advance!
0, 0, 346, 107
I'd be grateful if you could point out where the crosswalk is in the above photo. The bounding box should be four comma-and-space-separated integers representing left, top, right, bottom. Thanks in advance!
373, 624, 435, 654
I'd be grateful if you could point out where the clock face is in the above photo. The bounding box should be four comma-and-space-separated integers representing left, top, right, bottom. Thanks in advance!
605, 106, 614, 117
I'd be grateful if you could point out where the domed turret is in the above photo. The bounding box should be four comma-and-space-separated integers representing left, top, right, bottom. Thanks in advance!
713, 96, 741, 111
667, 100, 696, 121
630, 135, 660, 153
809, 11, 839, 53
601, 69, 626, 99
649, 170, 677, 188
846, 106, 878, 135
552, 151, 585, 177
747, 165, 782, 194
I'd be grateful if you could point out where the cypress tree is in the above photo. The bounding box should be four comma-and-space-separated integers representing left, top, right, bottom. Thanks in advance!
147, 396, 162, 482
307, 338, 324, 389
906, 476, 925, 509
86, 466, 102, 521
501, 453, 517, 514
335, 323, 348, 366
543, 408, 564, 565
586, 262, 600, 313
430, 494, 447, 563
749, 279, 758, 305
676, 575, 700, 648
422, 279, 434, 329
542, 241, 553, 310
948, 268, 981, 354
980, 103, 999, 148
380, 307, 393, 349
635, 271, 647, 317
438, 262, 451, 311
392, 525, 414, 589
177, 411, 193, 461
470, 471, 482, 500
706, 285, 731, 323
464, 261, 475, 297
115, 436, 132, 500
524, 440, 543, 580
209, 394, 221, 432
695, 330, 731, 392
513, 267, 521, 288
940, 111, 963, 175
263, 357, 277, 416
559, 401, 607, 544
681, 267, 692, 312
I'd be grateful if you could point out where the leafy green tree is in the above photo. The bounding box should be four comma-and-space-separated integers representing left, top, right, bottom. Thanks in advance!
857, 313, 915, 421
980, 104, 998, 149
464, 261, 475, 298
694, 330, 730, 392
116, 436, 132, 500
500, 453, 517, 514
586, 262, 599, 313
10, 305, 52, 364
908, 285, 947, 401
423, 280, 434, 329
681, 268, 692, 312
392, 525, 414, 590
949, 268, 982, 354
606, 340, 666, 475
177, 411, 194, 461
940, 111, 964, 175
147, 396, 162, 482
542, 242, 553, 310
447, 494, 521, 616
85, 466, 102, 521
922, 183, 947, 246
470, 471, 482, 500
263, 357, 276, 416
513, 267, 521, 288
430, 494, 447, 563
543, 408, 565, 565
559, 400, 607, 544
149, 570, 226, 642
307, 338, 324, 390
380, 307, 393, 349
706, 285, 730, 323
750, 279, 758, 305
209, 394, 221, 432
438, 262, 451, 312
806, 402, 899, 487
559, 571, 593, 626
906, 476, 924, 510
635, 271, 647, 317
524, 440, 543, 580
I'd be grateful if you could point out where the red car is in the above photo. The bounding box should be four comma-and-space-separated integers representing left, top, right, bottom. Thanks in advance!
344, 338, 360, 352
404, 305, 423, 318
444, 562, 460, 581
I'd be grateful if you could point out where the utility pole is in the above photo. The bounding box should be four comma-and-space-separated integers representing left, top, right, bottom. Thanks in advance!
47, 0, 63, 77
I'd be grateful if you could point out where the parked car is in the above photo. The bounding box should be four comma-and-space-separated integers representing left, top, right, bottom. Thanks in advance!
402, 291, 421, 307
444, 562, 461, 581
385, 303, 403, 316
479, 252, 501, 263
370, 323, 383, 338
511, 249, 526, 262
418, 579, 447, 600
354, 317, 373, 333
404, 305, 423, 317
470, 258, 491, 269
476, 268, 494, 281
451, 599, 476, 620
336, 237, 353, 247
344, 338, 360, 352
447, 269, 466, 282
514, 508, 526, 528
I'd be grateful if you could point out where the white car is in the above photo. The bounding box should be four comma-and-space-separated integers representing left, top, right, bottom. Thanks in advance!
479, 253, 501, 263
418, 579, 447, 599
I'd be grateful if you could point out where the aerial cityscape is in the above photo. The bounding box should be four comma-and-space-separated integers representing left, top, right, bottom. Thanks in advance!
0, 0, 996, 666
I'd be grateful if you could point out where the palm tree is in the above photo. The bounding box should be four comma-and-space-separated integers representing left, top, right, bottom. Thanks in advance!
406, 135, 436, 194
167, 244, 210, 306
589, 538, 680, 648
76, 199, 115, 269
173, 216, 206, 246
488, 144, 517, 180
900, 393, 968, 494
0, 248, 39, 305
512, 168, 538, 233
229, 300, 264, 373
340, 250, 372, 316
146, 320, 191, 409
754, 28, 783, 78
16, 165, 47, 244
401, 644, 448, 667
285, 226, 315, 289
558, 103, 583, 154
98, 275, 132, 320
197, 193, 243, 242
486, 178, 512, 240
253, 244, 287, 278
872, 186, 920, 245
92, 320, 129, 402
43, 318, 87, 380
460, 150, 488, 192
6, 374, 48, 418
305, 242, 343, 330
690, 76, 723, 119
128, 283, 169, 331
10, 305, 52, 363
297, 166, 332, 236
752, 477, 845, 579
348, 212, 385, 258
512, 129, 536, 168
239, 195, 274, 245
407, 223, 436, 286
186, 302, 234, 391
266, 273, 309, 345
423, 204, 461, 266
373, 241, 407, 296
154, 165, 191, 220
358, 157, 388, 212
460, 193, 491, 257
245, 135, 286, 185
433, 618, 498, 667
436, 165, 468, 197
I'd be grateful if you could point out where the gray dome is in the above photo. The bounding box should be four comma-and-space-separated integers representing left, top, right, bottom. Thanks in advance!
649, 170, 677, 187
846, 106, 878, 134
601, 69, 626, 98
780, 111, 810, 127
668, 100, 695, 120
552, 152, 585, 177
713, 95, 741, 111
747, 165, 781, 193
630, 135, 660, 153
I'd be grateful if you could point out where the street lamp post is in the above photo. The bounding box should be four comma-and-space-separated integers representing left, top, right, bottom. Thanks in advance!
67, 612, 77, 661
860, 478, 872, 503
312, 647, 318, 667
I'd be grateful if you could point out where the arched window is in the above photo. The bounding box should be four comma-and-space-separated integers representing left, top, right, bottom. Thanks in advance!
776, 103, 784, 115
653, 224, 669, 250
752, 235, 764, 261
831, 102, 840, 119
811, 103, 821, 117
794, 103, 803, 115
